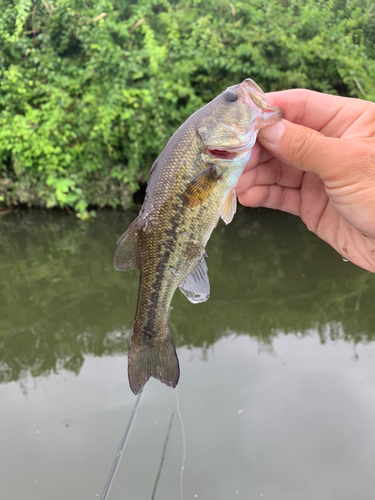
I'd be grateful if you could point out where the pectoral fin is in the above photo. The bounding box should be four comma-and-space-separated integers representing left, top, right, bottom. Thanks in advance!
179, 253, 210, 303
114, 217, 139, 271
220, 189, 237, 225
182, 164, 221, 208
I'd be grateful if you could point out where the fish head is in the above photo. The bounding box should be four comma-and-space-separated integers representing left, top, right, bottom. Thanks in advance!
196, 79, 284, 159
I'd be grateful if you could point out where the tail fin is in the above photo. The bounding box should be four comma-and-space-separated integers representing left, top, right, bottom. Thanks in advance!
128, 327, 180, 395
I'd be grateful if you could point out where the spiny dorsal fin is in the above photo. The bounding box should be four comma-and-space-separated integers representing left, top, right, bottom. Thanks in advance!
114, 217, 139, 271
182, 164, 221, 208
220, 189, 237, 225
179, 253, 210, 303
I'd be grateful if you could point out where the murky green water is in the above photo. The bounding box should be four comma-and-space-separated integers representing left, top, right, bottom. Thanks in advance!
1, 208, 375, 500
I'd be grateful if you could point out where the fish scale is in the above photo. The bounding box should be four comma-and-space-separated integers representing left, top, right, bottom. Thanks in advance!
115, 79, 284, 394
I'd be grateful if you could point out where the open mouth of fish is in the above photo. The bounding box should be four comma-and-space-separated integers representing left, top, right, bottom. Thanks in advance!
205, 134, 255, 161
205, 131, 255, 160
206, 149, 239, 160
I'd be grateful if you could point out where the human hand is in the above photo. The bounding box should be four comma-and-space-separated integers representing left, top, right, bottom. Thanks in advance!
236, 89, 375, 273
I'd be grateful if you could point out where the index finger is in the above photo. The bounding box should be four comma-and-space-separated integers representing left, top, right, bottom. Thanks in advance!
266, 89, 367, 136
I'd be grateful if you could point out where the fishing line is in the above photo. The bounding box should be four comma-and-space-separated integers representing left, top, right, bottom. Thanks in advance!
150, 412, 175, 500
175, 388, 186, 500
100, 391, 143, 500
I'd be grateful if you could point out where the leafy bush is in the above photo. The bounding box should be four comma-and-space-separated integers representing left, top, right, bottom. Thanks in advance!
1, 0, 374, 217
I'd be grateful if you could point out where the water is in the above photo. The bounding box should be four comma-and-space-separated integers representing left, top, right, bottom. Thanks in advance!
1, 208, 375, 500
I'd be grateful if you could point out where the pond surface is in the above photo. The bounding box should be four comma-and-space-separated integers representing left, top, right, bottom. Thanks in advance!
1, 208, 375, 500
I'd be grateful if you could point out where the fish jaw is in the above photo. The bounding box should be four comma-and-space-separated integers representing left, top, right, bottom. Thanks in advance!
240, 78, 285, 128
240, 78, 272, 110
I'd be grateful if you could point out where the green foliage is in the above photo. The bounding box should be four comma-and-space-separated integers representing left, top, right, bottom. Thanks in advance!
0, 0, 374, 216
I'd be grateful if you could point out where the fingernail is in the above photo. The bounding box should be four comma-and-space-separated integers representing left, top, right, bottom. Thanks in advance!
259, 120, 285, 145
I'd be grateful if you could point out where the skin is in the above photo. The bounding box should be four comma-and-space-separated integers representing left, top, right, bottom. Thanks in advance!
235, 89, 375, 273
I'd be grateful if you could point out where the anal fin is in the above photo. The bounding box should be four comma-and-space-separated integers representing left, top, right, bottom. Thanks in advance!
179, 253, 210, 303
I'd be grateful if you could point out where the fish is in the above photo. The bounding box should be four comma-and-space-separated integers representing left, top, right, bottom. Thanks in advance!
115, 79, 283, 395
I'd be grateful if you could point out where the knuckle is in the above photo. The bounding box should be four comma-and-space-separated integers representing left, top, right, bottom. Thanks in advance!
358, 147, 375, 176
274, 161, 283, 184
346, 141, 375, 178
259, 186, 271, 207
278, 188, 287, 210
290, 129, 319, 165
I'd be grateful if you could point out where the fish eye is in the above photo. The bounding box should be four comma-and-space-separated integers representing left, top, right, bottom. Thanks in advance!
223, 90, 237, 102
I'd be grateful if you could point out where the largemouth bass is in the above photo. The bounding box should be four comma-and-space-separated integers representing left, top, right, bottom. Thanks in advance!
115, 79, 283, 395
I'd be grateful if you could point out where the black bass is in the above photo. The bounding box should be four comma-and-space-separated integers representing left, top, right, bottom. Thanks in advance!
115, 79, 283, 394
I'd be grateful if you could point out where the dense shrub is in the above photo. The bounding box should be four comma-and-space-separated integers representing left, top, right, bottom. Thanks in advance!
0, 0, 374, 217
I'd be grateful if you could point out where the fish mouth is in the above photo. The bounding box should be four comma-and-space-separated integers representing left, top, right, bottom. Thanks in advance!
206, 132, 255, 160
206, 148, 239, 160
205, 126, 255, 160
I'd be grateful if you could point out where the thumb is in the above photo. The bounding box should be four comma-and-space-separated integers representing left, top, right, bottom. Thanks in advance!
258, 119, 341, 178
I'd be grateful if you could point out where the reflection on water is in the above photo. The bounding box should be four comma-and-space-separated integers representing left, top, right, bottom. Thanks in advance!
0, 208, 375, 500
0, 208, 374, 384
